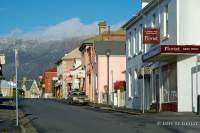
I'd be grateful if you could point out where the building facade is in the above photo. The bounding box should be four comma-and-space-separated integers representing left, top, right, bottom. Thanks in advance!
55, 48, 83, 98
43, 67, 57, 98
123, 0, 200, 112
94, 41, 126, 106
79, 21, 125, 103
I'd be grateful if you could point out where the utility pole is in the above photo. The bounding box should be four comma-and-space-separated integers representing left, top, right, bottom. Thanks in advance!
15, 48, 19, 126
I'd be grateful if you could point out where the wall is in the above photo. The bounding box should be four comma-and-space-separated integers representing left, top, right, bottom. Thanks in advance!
44, 72, 57, 94
97, 56, 126, 104
177, 0, 200, 112
178, 0, 200, 45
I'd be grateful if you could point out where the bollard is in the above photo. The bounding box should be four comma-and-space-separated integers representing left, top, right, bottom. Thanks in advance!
197, 95, 200, 115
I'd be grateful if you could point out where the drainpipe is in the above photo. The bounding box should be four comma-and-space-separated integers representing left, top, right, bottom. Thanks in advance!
142, 67, 145, 113
159, 64, 162, 112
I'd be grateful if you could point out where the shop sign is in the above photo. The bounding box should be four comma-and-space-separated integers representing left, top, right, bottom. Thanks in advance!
160, 45, 200, 54
143, 28, 160, 44
70, 70, 85, 78
137, 67, 152, 79
0, 54, 5, 64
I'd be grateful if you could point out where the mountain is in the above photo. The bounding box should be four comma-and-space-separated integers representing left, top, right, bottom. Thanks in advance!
0, 37, 86, 81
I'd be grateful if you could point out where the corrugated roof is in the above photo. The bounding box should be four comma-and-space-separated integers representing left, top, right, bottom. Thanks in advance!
94, 41, 125, 55
62, 47, 81, 60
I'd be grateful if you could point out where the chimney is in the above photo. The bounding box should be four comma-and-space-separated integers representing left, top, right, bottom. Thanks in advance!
141, 0, 152, 8
98, 21, 107, 35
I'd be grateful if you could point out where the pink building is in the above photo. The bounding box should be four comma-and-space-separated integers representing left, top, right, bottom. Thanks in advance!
94, 41, 126, 105
79, 21, 125, 103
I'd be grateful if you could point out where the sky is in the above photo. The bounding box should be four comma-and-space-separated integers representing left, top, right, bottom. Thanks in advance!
0, 0, 141, 40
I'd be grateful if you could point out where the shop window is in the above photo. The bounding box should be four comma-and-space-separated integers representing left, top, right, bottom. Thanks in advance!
162, 63, 177, 103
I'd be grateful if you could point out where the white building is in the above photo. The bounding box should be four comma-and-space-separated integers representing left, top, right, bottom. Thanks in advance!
0, 80, 15, 97
123, 0, 200, 112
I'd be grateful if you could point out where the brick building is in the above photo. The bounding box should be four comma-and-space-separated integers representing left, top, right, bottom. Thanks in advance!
42, 67, 57, 98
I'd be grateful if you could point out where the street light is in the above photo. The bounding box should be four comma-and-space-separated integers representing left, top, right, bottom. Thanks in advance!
106, 49, 110, 105
15, 48, 19, 126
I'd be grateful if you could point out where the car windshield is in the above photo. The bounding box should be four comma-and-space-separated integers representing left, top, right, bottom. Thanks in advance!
79, 92, 85, 96
72, 92, 78, 96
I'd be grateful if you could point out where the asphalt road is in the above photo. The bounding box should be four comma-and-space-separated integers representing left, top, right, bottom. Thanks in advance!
21, 99, 200, 133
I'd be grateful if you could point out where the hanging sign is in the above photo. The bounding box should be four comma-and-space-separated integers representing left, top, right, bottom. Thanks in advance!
143, 28, 160, 44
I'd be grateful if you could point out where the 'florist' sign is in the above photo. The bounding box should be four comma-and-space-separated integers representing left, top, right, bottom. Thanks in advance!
143, 28, 160, 44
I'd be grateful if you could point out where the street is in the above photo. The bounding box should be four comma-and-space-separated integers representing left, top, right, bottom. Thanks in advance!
21, 99, 200, 133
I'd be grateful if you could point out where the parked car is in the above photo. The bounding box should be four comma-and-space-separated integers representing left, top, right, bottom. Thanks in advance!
66, 91, 89, 105
66, 91, 79, 104
77, 91, 89, 105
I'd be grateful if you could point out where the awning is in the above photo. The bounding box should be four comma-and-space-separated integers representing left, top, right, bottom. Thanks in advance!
142, 45, 200, 62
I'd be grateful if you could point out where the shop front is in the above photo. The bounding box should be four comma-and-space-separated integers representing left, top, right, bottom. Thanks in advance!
143, 45, 200, 112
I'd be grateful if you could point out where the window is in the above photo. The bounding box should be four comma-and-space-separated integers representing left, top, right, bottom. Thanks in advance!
135, 28, 139, 55
128, 72, 132, 97
139, 24, 143, 52
134, 70, 139, 97
133, 29, 136, 55
130, 32, 133, 57
162, 63, 177, 103
163, 5, 169, 37
127, 35, 131, 57
152, 14, 156, 28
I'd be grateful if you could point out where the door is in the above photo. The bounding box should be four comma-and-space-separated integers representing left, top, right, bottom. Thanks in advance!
155, 74, 160, 112
192, 67, 200, 112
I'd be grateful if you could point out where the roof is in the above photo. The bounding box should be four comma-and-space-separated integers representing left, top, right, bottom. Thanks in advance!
62, 47, 81, 60
122, 0, 163, 29
30, 80, 40, 94
19, 81, 33, 91
45, 67, 57, 73
94, 41, 125, 55
79, 28, 125, 51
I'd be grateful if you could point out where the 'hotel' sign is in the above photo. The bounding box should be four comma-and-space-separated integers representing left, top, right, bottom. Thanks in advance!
143, 28, 160, 44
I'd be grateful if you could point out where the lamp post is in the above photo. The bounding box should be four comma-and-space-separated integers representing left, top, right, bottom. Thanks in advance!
0, 64, 2, 97
15, 48, 19, 126
106, 49, 110, 105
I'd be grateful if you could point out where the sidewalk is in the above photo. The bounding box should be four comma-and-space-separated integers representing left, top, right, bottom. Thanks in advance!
52, 98, 200, 117
88, 103, 200, 117
89, 103, 142, 115
0, 101, 20, 133
0, 100, 37, 133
